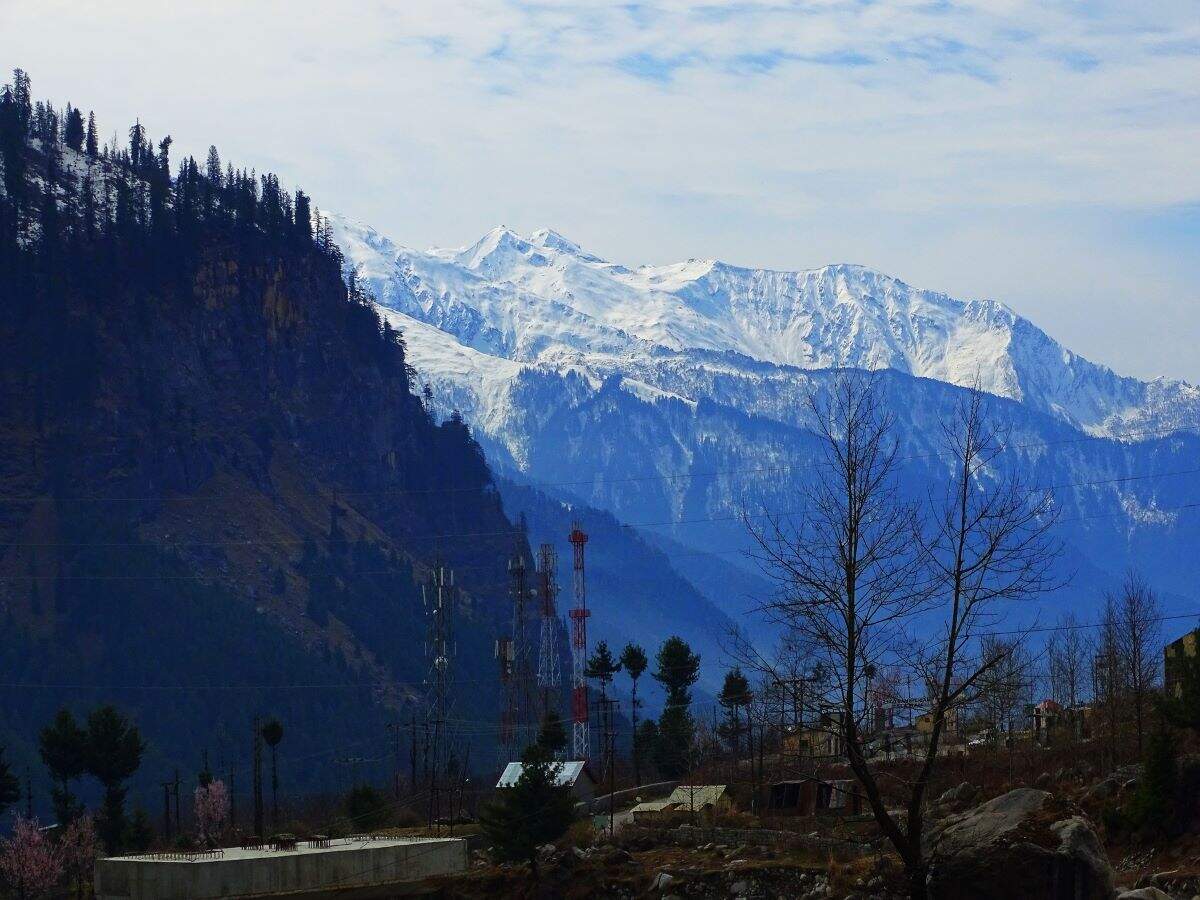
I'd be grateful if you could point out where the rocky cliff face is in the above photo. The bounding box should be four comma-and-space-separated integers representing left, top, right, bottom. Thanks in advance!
329, 216, 1200, 627
0, 124, 521, 799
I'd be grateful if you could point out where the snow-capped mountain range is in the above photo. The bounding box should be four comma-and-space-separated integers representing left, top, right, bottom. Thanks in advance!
335, 218, 1199, 443
330, 215, 1200, 635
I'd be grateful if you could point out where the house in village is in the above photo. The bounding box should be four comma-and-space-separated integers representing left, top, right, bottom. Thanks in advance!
1165, 627, 1200, 698
767, 776, 864, 816
496, 760, 598, 804
1031, 699, 1066, 744
630, 785, 731, 825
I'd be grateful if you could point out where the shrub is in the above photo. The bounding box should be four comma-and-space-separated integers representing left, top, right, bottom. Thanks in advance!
344, 784, 393, 832
564, 818, 595, 849
393, 807, 423, 829
1129, 729, 1179, 839
478, 744, 575, 874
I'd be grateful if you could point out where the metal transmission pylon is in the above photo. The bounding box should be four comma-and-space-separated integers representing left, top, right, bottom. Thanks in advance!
568, 523, 590, 762
508, 551, 536, 753
495, 636, 516, 764
536, 543, 562, 731
423, 564, 455, 832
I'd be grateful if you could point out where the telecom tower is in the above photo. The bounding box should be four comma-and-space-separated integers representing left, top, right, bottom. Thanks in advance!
508, 552, 535, 751
536, 544, 562, 725
423, 565, 454, 830
495, 636, 515, 763
568, 523, 590, 761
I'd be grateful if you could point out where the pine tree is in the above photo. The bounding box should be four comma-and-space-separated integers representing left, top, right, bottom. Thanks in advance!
260, 718, 283, 828
717, 667, 752, 760
84, 706, 144, 852
205, 145, 221, 183
63, 104, 84, 151
128, 120, 145, 170
0, 747, 20, 819
536, 710, 567, 755
620, 643, 648, 784
1131, 728, 1179, 837
294, 189, 313, 243
11, 69, 32, 131
39, 709, 88, 825
652, 637, 700, 779
85, 111, 98, 156
584, 640, 621, 699
478, 743, 575, 876
634, 719, 660, 777
653, 636, 700, 707
157, 135, 172, 177
655, 706, 693, 779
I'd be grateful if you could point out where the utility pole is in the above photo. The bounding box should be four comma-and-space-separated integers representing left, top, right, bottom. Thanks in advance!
774, 674, 809, 774
424, 564, 454, 833
386, 722, 403, 799
172, 769, 181, 837
227, 763, 237, 828
161, 780, 172, 839
252, 717, 264, 838
336, 757, 366, 788
409, 712, 418, 798
568, 523, 590, 762
595, 697, 618, 837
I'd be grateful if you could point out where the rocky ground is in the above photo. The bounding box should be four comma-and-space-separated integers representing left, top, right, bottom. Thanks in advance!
426, 752, 1200, 898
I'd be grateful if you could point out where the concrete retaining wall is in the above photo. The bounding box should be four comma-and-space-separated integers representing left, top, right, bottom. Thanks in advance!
95, 837, 467, 899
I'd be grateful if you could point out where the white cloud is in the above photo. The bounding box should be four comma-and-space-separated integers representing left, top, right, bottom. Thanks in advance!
2, 0, 1197, 379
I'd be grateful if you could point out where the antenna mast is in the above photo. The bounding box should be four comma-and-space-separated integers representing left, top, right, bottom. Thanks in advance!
568, 523, 590, 761
508, 551, 535, 753
536, 543, 562, 734
424, 564, 454, 831
495, 635, 515, 763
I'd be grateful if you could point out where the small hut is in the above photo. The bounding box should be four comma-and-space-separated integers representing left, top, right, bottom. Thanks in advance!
496, 760, 598, 804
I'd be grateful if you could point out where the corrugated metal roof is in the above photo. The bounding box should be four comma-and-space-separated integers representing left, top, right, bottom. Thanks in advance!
496, 760, 590, 789
630, 800, 677, 813
665, 784, 727, 809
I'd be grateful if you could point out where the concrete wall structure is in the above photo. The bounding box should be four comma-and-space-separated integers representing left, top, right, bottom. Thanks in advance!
95, 836, 467, 899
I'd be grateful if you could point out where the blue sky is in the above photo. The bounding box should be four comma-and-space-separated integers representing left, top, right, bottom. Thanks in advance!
4, 0, 1199, 380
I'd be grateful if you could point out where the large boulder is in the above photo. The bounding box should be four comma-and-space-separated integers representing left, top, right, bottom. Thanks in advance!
925, 788, 1115, 900
936, 782, 978, 806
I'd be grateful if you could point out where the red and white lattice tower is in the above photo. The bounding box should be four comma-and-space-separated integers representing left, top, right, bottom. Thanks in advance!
536, 544, 561, 722
568, 523, 590, 761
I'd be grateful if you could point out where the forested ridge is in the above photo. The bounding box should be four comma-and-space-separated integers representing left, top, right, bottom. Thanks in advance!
0, 69, 523, 807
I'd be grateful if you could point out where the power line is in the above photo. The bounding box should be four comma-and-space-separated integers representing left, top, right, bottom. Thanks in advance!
1, 417, 1197, 506
3, 461, 1199, 554
0, 495, 1195, 582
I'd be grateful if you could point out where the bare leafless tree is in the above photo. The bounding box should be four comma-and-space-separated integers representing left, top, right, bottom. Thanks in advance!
1112, 570, 1162, 756
748, 376, 1061, 900
976, 634, 1030, 740
1092, 594, 1125, 769
1047, 612, 1089, 738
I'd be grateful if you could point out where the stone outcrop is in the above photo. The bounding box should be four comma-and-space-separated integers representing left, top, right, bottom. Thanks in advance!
925, 788, 1114, 900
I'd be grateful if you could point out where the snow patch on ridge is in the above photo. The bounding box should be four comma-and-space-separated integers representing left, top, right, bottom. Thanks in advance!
328, 215, 1200, 448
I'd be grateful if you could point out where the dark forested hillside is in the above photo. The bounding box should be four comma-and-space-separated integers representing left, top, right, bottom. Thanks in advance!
0, 71, 523, 809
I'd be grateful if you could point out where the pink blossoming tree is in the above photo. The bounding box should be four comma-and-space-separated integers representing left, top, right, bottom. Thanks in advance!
194, 780, 230, 847
59, 813, 97, 898
0, 816, 63, 899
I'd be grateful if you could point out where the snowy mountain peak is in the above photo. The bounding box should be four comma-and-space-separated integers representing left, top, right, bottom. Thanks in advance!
454, 225, 530, 269
328, 214, 1200, 439
528, 227, 592, 258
